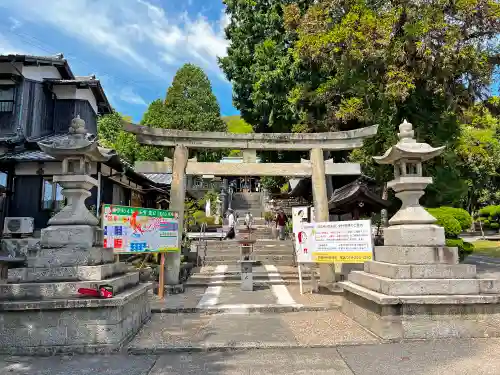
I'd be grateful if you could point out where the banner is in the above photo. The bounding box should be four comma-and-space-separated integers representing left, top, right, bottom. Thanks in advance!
296, 220, 373, 264
102, 204, 180, 254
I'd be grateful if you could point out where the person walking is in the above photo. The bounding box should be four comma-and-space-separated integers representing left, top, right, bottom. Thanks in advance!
275, 210, 287, 240
225, 208, 236, 240
244, 211, 253, 229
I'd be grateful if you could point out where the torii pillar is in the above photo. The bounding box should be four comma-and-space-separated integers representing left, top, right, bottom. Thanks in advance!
166, 145, 188, 285
310, 147, 336, 288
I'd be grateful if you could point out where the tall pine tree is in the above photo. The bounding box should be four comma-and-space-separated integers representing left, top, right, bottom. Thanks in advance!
141, 63, 226, 161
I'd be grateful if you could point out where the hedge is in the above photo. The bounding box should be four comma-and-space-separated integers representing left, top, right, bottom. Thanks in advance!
477, 205, 500, 230
426, 208, 461, 238
426, 206, 474, 261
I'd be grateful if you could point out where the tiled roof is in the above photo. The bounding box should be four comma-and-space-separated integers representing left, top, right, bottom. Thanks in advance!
0, 150, 54, 161
44, 76, 98, 85
143, 173, 172, 185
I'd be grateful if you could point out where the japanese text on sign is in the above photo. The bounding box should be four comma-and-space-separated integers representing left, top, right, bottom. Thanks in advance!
102, 204, 180, 254
295, 219, 373, 264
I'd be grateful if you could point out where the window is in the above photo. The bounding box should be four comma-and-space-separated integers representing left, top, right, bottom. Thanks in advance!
0, 86, 15, 113
41, 179, 65, 211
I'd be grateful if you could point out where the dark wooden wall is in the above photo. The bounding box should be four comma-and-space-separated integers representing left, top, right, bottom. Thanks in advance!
9, 175, 51, 230
53, 100, 97, 134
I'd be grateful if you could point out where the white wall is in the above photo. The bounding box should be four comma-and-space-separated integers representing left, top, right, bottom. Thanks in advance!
0, 64, 61, 81
21, 66, 62, 81
0, 62, 23, 75
15, 161, 98, 176
75, 88, 98, 114
52, 85, 98, 114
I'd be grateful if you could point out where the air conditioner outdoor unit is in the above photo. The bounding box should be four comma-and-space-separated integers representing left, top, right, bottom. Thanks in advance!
3, 217, 35, 236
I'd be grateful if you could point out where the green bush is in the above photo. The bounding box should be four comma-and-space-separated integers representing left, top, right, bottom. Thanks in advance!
446, 238, 474, 262
427, 208, 461, 238
477, 205, 500, 230
437, 207, 472, 231
264, 211, 274, 222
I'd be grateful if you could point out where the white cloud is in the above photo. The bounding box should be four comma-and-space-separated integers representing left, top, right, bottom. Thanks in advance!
9, 17, 22, 31
118, 86, 147, 106
0, 0, 229, 80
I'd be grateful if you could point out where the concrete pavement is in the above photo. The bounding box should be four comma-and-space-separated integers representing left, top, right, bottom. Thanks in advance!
4, 339, 500, 374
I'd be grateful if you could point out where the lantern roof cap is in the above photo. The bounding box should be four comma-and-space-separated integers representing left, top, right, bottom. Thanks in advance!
373, 120, 445, 165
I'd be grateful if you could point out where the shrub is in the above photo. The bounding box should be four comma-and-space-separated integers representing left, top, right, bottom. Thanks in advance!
446, 238, 474, 262
264, 211, 274, 222
427, 208, 461, 238
477, 205, 500, 230
438, 207, 472, 231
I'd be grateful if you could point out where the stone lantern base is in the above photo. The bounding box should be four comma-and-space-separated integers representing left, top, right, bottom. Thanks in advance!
0, 225, 151, 355
341, 244, 500, 340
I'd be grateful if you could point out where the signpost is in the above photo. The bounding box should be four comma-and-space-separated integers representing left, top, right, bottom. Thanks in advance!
102, 204, 180, 298
292, 209, 373, 294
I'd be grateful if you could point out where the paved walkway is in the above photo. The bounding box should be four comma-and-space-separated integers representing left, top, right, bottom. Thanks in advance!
4, 339, 500, 374
149, 264, 341, 313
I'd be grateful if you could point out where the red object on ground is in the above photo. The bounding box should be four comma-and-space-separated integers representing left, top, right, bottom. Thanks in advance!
78, 288, 100, 297
77, 285, 114, 299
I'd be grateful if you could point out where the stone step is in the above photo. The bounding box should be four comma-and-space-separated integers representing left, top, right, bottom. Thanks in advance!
202, 255, 295, 265
185, 278, 305, 286
0, 271, 139, 300
364, 261, 477, 279
203, 252, 295, 258
190, 271, 304, 281
26, 246, 115, 268
8, 262, 128, 283
348, 271, 500, 296
205, 240, 293, 247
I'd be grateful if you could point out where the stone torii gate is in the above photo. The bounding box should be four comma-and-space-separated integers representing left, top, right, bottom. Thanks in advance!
124, 123, 378, 287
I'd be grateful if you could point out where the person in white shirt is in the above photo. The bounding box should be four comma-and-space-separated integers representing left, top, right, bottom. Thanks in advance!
226, 209, 236, 239
245, 211, 253, 228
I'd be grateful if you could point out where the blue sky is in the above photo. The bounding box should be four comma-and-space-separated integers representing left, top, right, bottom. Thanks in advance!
0, 0, 238, 122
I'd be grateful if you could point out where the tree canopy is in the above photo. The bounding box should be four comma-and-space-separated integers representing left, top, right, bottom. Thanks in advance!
97, 112, 165, 164
140, 63, 226, 161
221, 0, 500, 208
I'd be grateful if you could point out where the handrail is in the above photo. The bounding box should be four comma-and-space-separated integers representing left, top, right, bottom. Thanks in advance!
197, 222, 208, 267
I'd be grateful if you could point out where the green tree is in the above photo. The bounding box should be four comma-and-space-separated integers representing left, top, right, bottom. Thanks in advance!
163, 64, 225, 133
456, 101, 500, 211
141, 99, 168, 128
98, 112, 165, 163
289, 0, 499, 206
223, 115, 253, 156
140, 64, 226, 162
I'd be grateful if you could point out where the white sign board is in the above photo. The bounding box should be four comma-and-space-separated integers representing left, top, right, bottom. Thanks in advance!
295, 220, 373, 264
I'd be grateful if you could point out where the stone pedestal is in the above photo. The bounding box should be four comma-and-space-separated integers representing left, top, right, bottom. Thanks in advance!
1, 225, 151, 354
341, 120, 500, 340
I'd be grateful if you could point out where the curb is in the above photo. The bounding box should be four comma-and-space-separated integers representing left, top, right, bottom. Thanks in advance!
127, 340, 380, 355
151, 303, 340, 314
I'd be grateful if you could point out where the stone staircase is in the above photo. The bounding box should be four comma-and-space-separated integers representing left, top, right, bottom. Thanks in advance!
200, 239, 295, 266
231, 192, 263, 217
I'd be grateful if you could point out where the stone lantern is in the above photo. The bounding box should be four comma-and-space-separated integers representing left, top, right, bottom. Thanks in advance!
0, 117, 150, 354
38, 116, 115, 227
373, 119, 445, 246
341, 118, 500, 342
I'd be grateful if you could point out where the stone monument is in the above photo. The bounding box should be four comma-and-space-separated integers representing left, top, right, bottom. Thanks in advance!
341, 119, 500, 340
0, 116, 151, 354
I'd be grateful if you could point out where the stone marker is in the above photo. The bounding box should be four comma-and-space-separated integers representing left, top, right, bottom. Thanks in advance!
341, 119, 500, 340
0, 117, 151, 355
